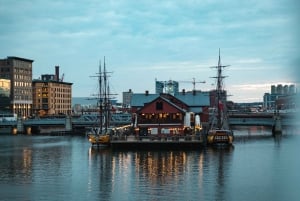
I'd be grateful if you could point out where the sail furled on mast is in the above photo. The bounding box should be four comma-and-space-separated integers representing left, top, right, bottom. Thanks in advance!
89, 57, 113, 133
210, 49, 230, 129
207, 49, 234, 145
98, 60, 103, 132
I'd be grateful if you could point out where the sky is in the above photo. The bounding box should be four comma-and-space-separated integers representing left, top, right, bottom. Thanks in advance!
0, 0, 299, 103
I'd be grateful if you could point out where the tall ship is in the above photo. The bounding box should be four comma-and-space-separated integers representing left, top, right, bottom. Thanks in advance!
87, 58, 112, 146
207, 49, 234, 145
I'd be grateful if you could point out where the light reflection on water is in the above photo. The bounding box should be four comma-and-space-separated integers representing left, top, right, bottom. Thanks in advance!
0, 128, 299, 201
87, 147, 235, 201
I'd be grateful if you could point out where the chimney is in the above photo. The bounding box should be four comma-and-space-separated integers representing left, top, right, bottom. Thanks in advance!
182, 89, 185, 95
145, 90, 149, 96
55, 66, 60, 81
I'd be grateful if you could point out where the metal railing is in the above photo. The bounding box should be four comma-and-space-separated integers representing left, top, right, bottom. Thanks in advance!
111, 135, 204, 142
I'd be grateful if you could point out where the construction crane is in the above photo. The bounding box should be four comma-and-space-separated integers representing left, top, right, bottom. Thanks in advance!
178, 78, 205, 91
60, 73, 65, 82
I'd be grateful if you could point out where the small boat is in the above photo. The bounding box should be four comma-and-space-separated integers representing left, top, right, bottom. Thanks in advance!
207, 49, 234, 145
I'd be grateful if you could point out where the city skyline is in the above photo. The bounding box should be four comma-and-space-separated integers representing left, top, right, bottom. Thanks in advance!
1, 0, 299, 103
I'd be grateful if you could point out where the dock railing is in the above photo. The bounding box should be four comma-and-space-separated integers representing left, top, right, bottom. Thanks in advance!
111, 134, 204, 142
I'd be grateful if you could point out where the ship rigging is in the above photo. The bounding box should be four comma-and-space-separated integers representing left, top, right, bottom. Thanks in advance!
87, 57, 113, 146
207, 49, 234, 145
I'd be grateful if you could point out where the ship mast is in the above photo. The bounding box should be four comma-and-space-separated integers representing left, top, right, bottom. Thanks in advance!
89, 57, 114, 134
98, 60, 103, 133
101, 56, 114, 133
103, 57, 109, 133
213, 49, 229, 129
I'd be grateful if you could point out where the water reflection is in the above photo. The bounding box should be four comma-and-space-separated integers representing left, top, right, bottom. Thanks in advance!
134, 151, 187, 185
232, 125, 272, 136
0, 137, 33, 185
200, 146, 234, 201
88, 146, 234, 201
2, 132, 298, 201
21, 148, 32, 182
88, 147, 114, 200
273, 134, 282, 146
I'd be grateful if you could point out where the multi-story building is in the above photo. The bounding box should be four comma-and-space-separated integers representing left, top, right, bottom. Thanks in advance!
122, 89, 133, 107
264, 84, 297, 110
0, 79, 11, 113
32, 66, 73, 116
155, 80, 179, 95
0, 56, 34, 117
155, 80, 164, 94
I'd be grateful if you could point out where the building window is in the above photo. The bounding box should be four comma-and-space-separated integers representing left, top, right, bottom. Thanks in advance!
156, 101, 163, 110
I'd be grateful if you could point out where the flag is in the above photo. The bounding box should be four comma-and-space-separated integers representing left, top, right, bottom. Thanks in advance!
218, 100, 224, 111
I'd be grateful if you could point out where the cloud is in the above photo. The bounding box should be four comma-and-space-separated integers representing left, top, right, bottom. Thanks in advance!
1, 0, 299, 102
235, 58, 263, 64
228, 81, 297, 103
231, 83, 270, 91
230, 82, 295, 93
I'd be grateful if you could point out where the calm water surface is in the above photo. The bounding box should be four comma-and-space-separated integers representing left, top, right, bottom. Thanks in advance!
0, 127, 299, 201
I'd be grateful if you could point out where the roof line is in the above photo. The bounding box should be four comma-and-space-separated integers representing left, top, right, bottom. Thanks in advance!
7, 56, 34, 63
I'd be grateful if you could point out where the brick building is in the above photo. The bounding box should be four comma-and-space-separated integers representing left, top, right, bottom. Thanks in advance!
32, 66, 72, 116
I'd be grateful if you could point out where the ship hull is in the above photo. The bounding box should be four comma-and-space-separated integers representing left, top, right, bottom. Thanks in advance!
88, 134, 110, 146
207, 129, 234, 145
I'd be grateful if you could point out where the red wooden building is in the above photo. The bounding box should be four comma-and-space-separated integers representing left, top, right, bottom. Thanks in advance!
133, 93, 208, 136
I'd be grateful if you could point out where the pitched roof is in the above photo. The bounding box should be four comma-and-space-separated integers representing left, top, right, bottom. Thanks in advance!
131, 93, 159, 107
131, 91, 210, 107
160, 96, 187, 113
175, 91, 210, 106
137, 95, 186, 113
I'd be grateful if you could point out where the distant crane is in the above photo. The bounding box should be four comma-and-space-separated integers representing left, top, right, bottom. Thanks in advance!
60, 73, 65, 82
179, 78, 205, 91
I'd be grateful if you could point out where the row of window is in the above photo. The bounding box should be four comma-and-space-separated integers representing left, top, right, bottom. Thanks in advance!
14, 74, 31, 80
39, 87, 71, 92
14, 81, 31, 87
0, 74, 9, 79
13, 95, 32, 100
35, 104, 71, 109
0, 68, 10, 73
13, 61, 32, 69
36, 98, 71, 104
140, 113, 183, 121
37, 93, 71, 98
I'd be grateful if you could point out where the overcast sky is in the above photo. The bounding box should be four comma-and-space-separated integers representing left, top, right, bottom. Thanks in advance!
1, 0, 299, 102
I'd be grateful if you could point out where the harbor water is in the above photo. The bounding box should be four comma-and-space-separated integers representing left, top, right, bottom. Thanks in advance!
0, 126, 299, 201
